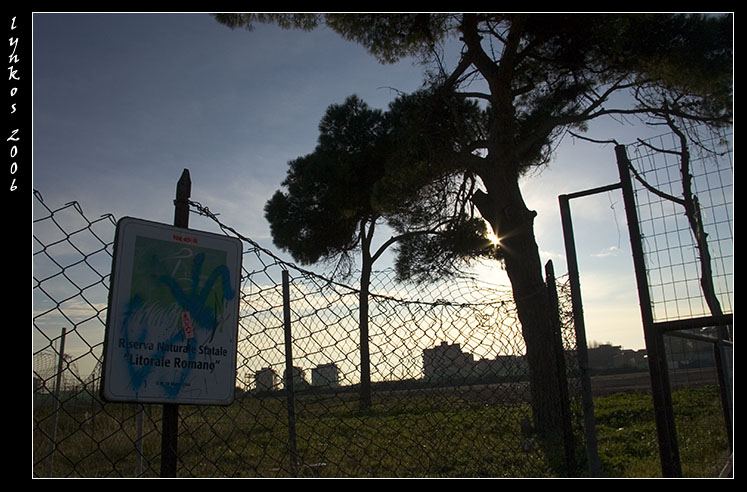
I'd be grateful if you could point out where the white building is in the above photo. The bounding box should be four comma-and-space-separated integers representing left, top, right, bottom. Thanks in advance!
311, 363, 340, 388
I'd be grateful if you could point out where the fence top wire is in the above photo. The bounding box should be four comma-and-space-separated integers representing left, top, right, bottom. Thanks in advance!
34, 190, 534, 385
187, 198, 518, 308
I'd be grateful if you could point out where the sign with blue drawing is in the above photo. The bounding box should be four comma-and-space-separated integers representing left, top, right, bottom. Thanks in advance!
102, 217, 242, 405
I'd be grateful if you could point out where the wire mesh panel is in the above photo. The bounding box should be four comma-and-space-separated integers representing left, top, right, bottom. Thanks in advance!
664, 329, 723, 390
620, 125, 733, 476
626, 128, 733, 322
33, 190, 582, 477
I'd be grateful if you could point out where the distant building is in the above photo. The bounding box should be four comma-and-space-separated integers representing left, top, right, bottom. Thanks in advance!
284, 366, 309, 390
588, 343, 647, 371
311, 363, 340, 388
422, 341, 531, 383
473, 354, 528, 379
664, 333, 717, 369
254, 367, 279, 392
423, 341, 475, 382
617, 348, 648, 369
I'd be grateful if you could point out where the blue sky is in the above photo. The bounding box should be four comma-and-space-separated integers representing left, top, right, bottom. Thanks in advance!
32, 12, 686, 352
32, 14, 427, 237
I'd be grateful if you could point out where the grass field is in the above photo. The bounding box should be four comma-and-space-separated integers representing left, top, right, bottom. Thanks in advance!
594, 386, 731, 477
33, 383, 730, 478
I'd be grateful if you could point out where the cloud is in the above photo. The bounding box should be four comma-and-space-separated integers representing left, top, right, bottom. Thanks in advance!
592, 246, 621, 258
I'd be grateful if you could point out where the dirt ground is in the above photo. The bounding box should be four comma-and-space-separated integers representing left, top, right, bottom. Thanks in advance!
588, 367, 720, 396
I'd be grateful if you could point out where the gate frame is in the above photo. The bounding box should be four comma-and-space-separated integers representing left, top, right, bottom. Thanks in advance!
559, 171, 685, 476
614, 144, 733, 477
560, 145, 733, 478
558, 182, 621, 478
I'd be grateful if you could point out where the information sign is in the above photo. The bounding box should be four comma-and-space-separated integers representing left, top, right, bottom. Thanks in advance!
101, 217, 242, 405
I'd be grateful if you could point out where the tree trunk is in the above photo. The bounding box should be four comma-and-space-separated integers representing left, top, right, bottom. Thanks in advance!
359, 223, 373, 411
474, 168, 572, 468
359, 264, 372, 410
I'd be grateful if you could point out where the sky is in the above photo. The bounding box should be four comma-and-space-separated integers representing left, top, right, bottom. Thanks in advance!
31, 12, 695, 354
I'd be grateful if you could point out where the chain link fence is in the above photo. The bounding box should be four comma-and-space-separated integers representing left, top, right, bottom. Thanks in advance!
33, 188, 585, 477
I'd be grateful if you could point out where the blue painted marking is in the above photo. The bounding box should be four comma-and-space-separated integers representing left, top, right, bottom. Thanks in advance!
120, 252, 236, 398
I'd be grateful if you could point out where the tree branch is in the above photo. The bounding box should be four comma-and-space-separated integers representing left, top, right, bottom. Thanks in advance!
455, 90, 492, 101
567, 131, 618, 146
626, 158, 685, 207
371, 218, 455, 263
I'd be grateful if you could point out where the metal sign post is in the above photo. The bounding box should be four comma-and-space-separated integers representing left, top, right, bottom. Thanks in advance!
101, 169, 242, 476
162, 169, 190, 477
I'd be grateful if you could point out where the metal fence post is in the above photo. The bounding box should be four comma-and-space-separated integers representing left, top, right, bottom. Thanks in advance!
282, 269, 299, 476
615, 145, 682, 477
136, 405, 144, 476
160, 168, 191, 477
544, 260, 577, 476
47, 326, 67, 476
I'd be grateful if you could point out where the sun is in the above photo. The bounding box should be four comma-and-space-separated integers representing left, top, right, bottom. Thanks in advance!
486, 230, 501, 246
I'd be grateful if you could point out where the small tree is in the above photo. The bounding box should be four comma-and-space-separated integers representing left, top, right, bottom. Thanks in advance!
629, 116, 726, 318
265, 95, 496, 409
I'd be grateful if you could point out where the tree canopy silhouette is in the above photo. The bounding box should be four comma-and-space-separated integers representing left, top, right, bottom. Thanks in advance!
265, 94, 497, 276
264, 94, 497, 407
216, 12, 732, 467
